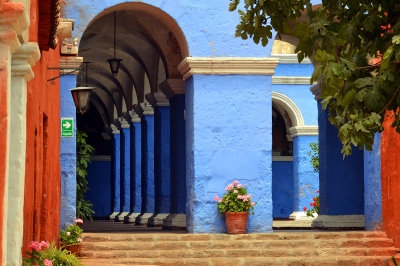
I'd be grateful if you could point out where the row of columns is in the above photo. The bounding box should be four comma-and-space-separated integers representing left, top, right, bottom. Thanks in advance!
109, 81, 186, 228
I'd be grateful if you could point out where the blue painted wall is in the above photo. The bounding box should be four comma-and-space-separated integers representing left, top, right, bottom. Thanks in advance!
60, 74, 77, 229
272, 161, 294, 218
274, 64, 315, 77
86, 160, 112, 217
131, 121, 142, 213
120, 127, 131, 212
154, 106, 171, 214
63, 0, 274, 57
112, 133, 121, 213
318, 102, 364, 216
293, 135, 319, 212
364, 133, 383, 230
170, 95, 186, 214
186, 75, 272, 233
142, 115, 155, 213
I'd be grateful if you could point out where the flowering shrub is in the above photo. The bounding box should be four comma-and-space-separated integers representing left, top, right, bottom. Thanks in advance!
303, 190, 320, 217
23, 241, 52, 266
214, 180, 257, 215
59, 220, 83, 247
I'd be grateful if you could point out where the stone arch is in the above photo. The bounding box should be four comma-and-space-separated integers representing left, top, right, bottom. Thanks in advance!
272, 91, 304, 128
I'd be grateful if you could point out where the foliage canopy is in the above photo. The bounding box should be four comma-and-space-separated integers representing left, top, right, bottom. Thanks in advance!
230, 0, 400, 155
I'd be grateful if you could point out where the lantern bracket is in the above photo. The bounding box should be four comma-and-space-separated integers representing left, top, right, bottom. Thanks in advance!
46, 67, 82, 82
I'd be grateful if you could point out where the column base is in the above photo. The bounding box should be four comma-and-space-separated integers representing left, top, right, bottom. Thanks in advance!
108, 212, 120, 220
289, 211, 318, 221
124, 212, 141, 224
148, 213, 170, 227
135, 213, 154, 225
162, 213, 186, 229
312, 215, 365, 229
115, 212, 130, 222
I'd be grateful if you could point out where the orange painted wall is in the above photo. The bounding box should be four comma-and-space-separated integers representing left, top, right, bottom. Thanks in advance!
381, 111, 400, 248
22, 0, 61, 255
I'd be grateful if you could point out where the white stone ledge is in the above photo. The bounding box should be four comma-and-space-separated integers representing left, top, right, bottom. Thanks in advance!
178, 57, 279, 80
270, 54, 312, 64
272, 76, 315, 85
272, 156, 293, 162
289, 126, 319, 137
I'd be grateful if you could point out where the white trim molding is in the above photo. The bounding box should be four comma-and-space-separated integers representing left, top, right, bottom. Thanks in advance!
289, 126, 319, 137
272, 76, 315, 85
59, 56, 83, 75
312, 215, 365, 228
270, 54, 312, 64
272, 91, 304, 127
178, 57, 279, 80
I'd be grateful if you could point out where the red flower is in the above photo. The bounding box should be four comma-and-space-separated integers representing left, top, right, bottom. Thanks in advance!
318, 204, 320, 207
313, 198, 316, 201
384, 12, 388, 17
316, 190, 319, 193
303, 207, 307, 211
310, 203, 313, 206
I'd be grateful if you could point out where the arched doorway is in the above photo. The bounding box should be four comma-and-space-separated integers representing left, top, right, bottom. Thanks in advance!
77, 2, 189, 230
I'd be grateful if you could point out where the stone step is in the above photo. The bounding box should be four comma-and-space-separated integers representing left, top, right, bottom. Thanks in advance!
82, 231, 388, 242
80, 256, 395, 266
81, 247, 398, 259
83, 238, 395, 251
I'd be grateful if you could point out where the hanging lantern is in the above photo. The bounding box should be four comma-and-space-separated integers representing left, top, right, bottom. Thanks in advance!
70, 87, 94, 114
107, 11, 122, 75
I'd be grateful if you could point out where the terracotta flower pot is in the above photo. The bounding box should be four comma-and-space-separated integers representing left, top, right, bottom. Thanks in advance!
64, 244, 82, 256
225, 212, 249, 234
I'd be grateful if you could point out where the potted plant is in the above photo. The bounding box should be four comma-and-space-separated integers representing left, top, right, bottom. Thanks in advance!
214, 180, 257, 234
24, 241, 82, 265
59, 220, 84, 256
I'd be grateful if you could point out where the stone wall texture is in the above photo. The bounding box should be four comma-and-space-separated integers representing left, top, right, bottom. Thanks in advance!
23, 0, 61, 255
381, 112, 400, 247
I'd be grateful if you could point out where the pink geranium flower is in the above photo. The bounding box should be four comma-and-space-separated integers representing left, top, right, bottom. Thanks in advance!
77, 237, 83, 242
30, 241, 41, 252
40, 241, 49, 249
233, 190, 238, 193
233, 180, 239, 184
214, 196, 219, 201
251, 202, 255, 206
74, 218, 83, 224
44, 259, 53, 266
236, 184, 242, 188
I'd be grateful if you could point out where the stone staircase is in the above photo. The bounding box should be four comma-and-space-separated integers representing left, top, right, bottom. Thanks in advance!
80, 231, 400, 265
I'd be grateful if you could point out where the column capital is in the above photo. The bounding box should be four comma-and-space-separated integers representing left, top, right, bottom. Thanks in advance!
0, 2, 29, 46
178, 57, 279, 80
159, 79, 185, 97
146, 92, 169, 108
129, 110, 141, 123
140, 102, 154, 116
59, 56, 83, 75
11, 42, 41, 80
57, 19, 74, 39
289, 126, 319, 138
119, 118, 130, 129
110, 124, 120, 134
310, 77, 323, 100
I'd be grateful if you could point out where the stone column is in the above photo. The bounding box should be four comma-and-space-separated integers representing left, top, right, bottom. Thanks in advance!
109, 124, 121, 219
6, 42, 40, 265
288, 127, 319, 221
160, 79, 187, 229
179, 57, 279, 233
364, 133, 382, 230
115, 119, 131, 221
311, 100, 365, 228
124, 111, 142, 223
59, 56, 82, 229
147, 92, 171, 226
136, 103, 155, 225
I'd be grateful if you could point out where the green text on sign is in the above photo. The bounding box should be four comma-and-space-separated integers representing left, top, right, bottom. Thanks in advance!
61, 118, 74, 137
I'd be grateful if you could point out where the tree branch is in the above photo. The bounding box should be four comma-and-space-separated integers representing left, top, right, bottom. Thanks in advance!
379, 85, 400, 115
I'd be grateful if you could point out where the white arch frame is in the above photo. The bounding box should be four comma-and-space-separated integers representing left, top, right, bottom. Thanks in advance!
272, 91, 304, 127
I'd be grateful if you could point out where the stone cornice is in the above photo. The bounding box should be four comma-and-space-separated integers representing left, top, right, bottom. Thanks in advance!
128, 110, 141, 123
57, 18, 74, 39
270, 54, 312, 64
146, 92, 169, 108
311, 82, 322, 100
159, 79, 185, 97
59, 56, 83, 75
110, 124, 120, 134
272, 76, 315, 85
272, 156, 293, 162
11, 42, 41, 80
178, 57, 279, 80
119, 118, 130, 129
0, 2, 29, 40
289, 126, 319, 137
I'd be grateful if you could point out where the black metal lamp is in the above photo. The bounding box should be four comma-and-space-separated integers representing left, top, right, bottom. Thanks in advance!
70, 61, 94, 114
107, 11, 122, 75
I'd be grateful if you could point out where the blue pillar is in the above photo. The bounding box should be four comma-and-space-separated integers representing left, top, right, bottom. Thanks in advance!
116, 120, 131, 221
149, 93, 171, 226
109, 125, 121, 219
185, 75, 273, 233
364, 133, 383, 230
125, 113, 143, 223
291, 134, 319, 220
59, 73, 77, 229
136, 103, 155, 224
312, 102, 365, 228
